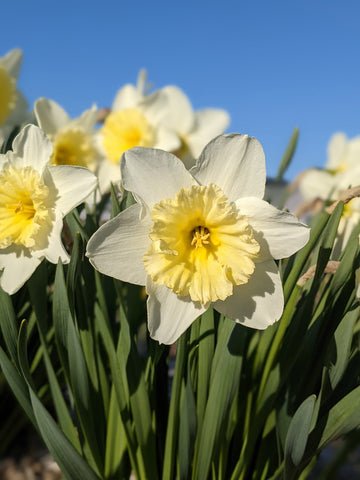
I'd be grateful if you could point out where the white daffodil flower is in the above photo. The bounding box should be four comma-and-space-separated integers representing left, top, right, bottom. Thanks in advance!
96, 79, 180, 194
87, 134, 309, 344
34, 98, 100, 171
299, 133, 360, 202
160, 85, 230, 168
298, 133, 360, 255
0, 49, 31, 146
0, 124, 97, 294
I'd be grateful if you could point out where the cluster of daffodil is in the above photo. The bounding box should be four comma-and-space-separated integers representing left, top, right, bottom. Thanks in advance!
0, 47, 360, 480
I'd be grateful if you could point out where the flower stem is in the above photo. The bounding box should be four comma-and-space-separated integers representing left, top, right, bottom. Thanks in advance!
162, 330, 189, 480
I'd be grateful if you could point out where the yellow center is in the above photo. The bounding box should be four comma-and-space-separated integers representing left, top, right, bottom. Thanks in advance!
0, 165, 53, 249
143, 183, 260, 305
101, 108, 155, 164
0, 65, 17, 127
50, 127, 97, 169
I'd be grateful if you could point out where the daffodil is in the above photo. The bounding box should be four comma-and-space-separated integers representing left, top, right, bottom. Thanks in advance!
96, 77, 180, 193
34, 98, 100, 171
299, 132, 360, 201
0, 124, 97, 294
0, 49, 30, 146
160, 85, 230, 168
87, 134, 309, 344
298, 133, 360, 254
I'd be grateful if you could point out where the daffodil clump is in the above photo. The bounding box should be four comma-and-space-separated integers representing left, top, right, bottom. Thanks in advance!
1, 47, 360, 480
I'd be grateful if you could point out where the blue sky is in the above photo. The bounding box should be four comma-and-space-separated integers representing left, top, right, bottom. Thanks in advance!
2, 0, 360, 180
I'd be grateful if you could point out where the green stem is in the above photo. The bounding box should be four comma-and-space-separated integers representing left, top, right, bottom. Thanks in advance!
162, 330, 189, 480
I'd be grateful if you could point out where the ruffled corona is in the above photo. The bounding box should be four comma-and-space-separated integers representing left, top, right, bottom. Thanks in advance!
101, 108, 155, 163
143, 183, 260, 305
0, 165, 53, 249
50, 127, 97, 169
0, 65, 17, 127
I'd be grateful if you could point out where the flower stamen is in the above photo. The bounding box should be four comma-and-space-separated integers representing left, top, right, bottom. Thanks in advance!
191, 226, 210, 248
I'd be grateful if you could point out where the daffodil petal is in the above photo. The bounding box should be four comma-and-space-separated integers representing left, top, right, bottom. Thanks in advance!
38, 212, 69, 263
12, 125, 53, 174
155, 125, 181, 152
0, 247, 41, 295
73, 104, 98, 131
161, 85, 195, 134
47, 165, 97, 216
213, 259, 283, 329
97, 159, 121, 194
187, 108, 230, 158
0, 48, 22, 78
190, 134, 266, 202
87, 204, 149, 285
121, 147, 196, 210
35, 98, 71, 135
298, 169, 336, 201
236, 197, 310, 261
146, 277, 206, 344
327, 133, 347, 171
112, 84, 141, 111
141, 91, 169, 124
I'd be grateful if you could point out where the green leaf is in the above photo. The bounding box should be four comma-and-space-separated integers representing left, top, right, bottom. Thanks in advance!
110, 182, 121, 218
328, 307, 358, 391
0, 286, 20, 368
94, 302, 142, 479
179, 372, 197, 480
196, 321, 246, 480
54, 262, 105, 475
17, 321, 101, 480
276, 127, 299, 181
318, 385, 360, 449
27, 266, 82, 453
197, 308, 215, 435
285, 395, 316, 479
104, 388, 130, 479
0, 345, 37, 428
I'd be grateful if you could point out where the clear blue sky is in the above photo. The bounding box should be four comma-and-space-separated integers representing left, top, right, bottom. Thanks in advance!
2, 0, 360, 180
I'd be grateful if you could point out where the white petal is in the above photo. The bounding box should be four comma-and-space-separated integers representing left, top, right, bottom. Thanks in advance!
213, 260, 283, 329
298, 169, 337, 200
236, 197, 310, 260
140, 90, 170, 124
146, 278, 206, 344
190, 134, 266, 202
154, 125, 181, 152
121, 147, 196, 210
326, 133, 347, 170
47, 165, 97, 216
87, 204, 149, 285
0, 48, 22, 78
186, 109, 230, 158
112, 84, 141, 111
38, 212, 69, 264
12, 125, 53, 173
34, 98, 71, 135
160, 86, 195, 135
97, 158, 121, 194
0, 247, 41, 295
72, 104, 98, 131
